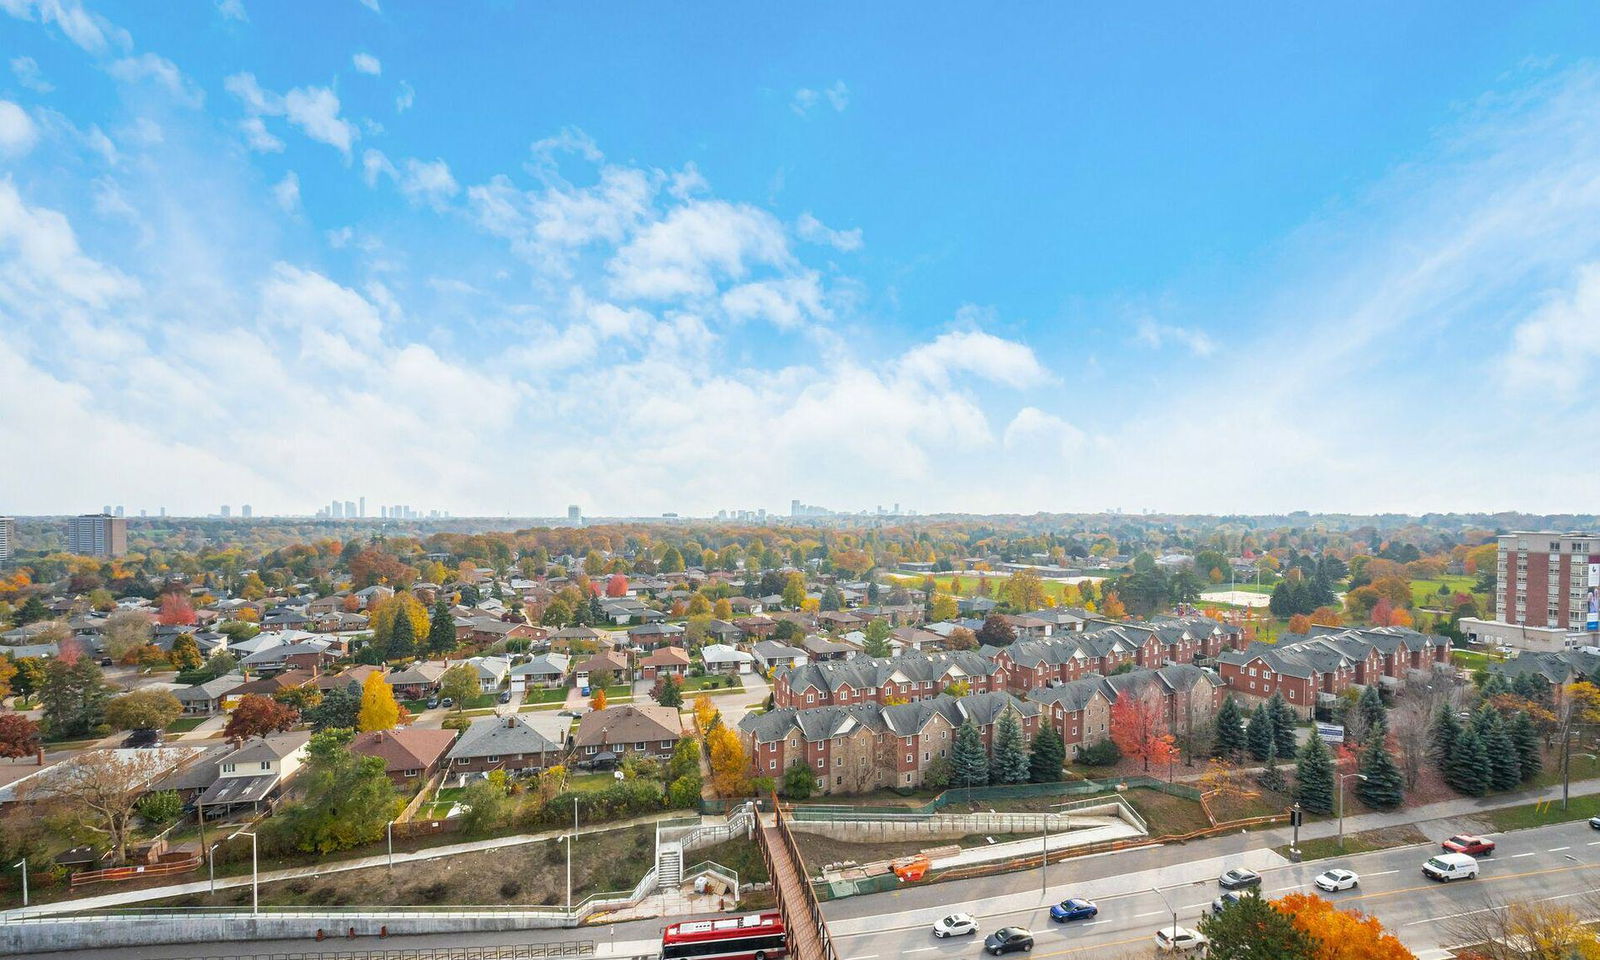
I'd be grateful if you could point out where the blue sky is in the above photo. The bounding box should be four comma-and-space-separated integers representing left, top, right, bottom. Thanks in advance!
3, 1, 1599, 517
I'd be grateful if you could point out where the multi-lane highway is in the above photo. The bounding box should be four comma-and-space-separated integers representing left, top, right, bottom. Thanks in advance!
823, 819, 1600, 958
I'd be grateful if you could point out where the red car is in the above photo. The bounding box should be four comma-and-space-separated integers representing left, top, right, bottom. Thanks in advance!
1442, 835, 1495, 856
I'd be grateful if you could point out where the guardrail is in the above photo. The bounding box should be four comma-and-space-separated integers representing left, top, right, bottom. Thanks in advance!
69, 855, 203, 888
106, 941, 600, 960
681, 861, 739, 897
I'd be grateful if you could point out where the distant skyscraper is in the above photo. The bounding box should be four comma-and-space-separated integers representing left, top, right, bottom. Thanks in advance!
159, 506, 166, 518
114, 505, 124, 517
140, 509, 147, 518
791, 499, 801, 517
331, 501, 344, 519
568, 504, 582, 525
70, 514, 127, 557
220, 505, 231, 518
241, 504, 252, 518
0, 517, 15, 563
359, 496, 366, 518
344, 500, 356, 517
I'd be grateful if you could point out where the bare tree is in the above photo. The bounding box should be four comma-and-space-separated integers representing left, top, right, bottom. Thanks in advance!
22, 749, 172, 862
1441, 891, 1599, 960
102, 610, 154, 663
1390, 676, 1464, 788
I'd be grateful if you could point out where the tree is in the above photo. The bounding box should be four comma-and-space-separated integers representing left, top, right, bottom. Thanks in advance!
105, 689, 182, 732
668, 736, 700, 783
1257, 740, 1287, 792
991, 711, 1030, 784
590, 688, 608, 711
1099, 591, 1127, 619
693, 694, 718, 733
1028, 725, 1065, 782
781, 572, 806, 610
356, 672, 401, 732
307, 684, 361, 731
706, 724, 751, 796
653, 674, 684, 708
274, 728, 399, 853
1110, 695, 1176, 773
820, 586, 844, 611
102, 610, 153, 662
862, 619, 892, 658
1481, 711, 1521, 792
136, 789, 183, 825
947, 627, 977, 651
1295, 734, 1335, 814
427, 601, 456, 655
167, 634, 203, 672
930, 594, 959, 622
1003, 570, 1046, 612
782, 760, 815, 800
439, 664, 480, 709
369, 593, 429, 657
10, 657, 45, 701
23, 748, 171, 862
1246, 703, 1275, 762
952, 721, 989, 788
976, 613, 1016, 647
157, 593, 197, 626
1354, 739, 1404, 809
1445, 727, 1488, 796
459, 773, 512, 835
0, 712, 41, 758
1214, 696, 1246, 759
1273, 891, 1412, 960
1268, 693, 1299, 759
1429, 702, 1462, 767
39, 658, 108, 738
687, 593, 712, 617
1197, 891, 1316, 960
388, 607, 417, 659
224, 694, 299, 741
1508, 709, 1542, 782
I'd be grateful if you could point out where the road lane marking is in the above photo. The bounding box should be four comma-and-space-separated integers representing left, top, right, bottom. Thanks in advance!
905, 948, 937, 953
1267, 885, 1302, 893
1367, 870, 1399, 876
1512, 852, 1536, 858
1181, 902, 1207, 910
1550, 846, 1571, 852
1132, 910, 1164, 918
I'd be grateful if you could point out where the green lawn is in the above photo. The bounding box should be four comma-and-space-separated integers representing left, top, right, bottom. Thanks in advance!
1483, 792, 1600, 831
1276, 825, 1430, 862
165, 716, 207, 733
1410, 576, 1480, 608
522, 686, 569, 704
682, 674, 742, 692
887, 573, 1097, 601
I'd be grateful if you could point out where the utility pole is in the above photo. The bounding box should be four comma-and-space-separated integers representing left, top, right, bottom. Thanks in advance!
387, 820, 395, 873
12, 859, 25, 908
1338, 773, 1368, 849
1289, 803, 1302, 860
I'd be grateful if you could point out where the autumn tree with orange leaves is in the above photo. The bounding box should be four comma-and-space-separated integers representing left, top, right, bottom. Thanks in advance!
1274, 892, 1413, 960
1109, 694, 1175, 773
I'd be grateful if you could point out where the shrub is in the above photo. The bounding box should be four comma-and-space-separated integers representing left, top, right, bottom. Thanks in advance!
287, 879, 311, 895
415, 881, 450, 902
667, 774, 702, 809
441, 715, 472, 732
1076, 738, 1122, 767
499, 879, 522, 899
136, 790, 183, 825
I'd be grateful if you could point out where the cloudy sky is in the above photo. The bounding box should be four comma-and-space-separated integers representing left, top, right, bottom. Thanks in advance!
3, 1, 1599, 518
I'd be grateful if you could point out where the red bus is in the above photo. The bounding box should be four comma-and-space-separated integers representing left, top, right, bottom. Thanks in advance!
661, 912, 788, 960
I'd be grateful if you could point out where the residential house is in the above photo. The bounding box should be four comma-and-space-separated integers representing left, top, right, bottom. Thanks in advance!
445, 715, 564, 779
751, 640, 808, 672
575, 650, 629, 687
174, 673, 248, 716
1214, 626, 1450, 718
465, 656, 513, 693
701, 643, 755, 675
351, 728, 460, 788
509, 654, 570, 692
195, 731, 312, 814
627, 622, 685, 649
639, 646, 691, 681
573, 704, 683, 763
389, 661, 449, 700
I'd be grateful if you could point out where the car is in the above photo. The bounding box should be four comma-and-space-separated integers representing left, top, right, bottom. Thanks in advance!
1442, 835, 1495, 856
1048, 898, 1097, 922
426, 697, 440, 709
982, 928, 1033, 955
1423, 853, 1480, 882
121, 728, 162, 749
1589, 817, 1600, 830
1210, 891, 1243, 914
1313, 869, 1359, 892
931, 913, 978, 938
1218, 867, 1261, 890
98, 657, 115, 667
498, 691, 512, 704
1154, 927, 1209, 953
440, 697, 455, 708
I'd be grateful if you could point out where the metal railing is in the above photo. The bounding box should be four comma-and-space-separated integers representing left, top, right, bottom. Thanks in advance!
116, 942, 599, 960
681, 861, 739, 897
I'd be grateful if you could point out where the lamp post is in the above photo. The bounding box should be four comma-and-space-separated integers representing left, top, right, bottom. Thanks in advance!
225, 827, 259, 916
387, 820, 395, 873
208, 842, 221, 894
1151, 886, 1179, 941
1338, 773, 1368, 849
12, 859, 26, 909
1040, 814, 1050, 896
1560, 725, 1597, 811
559, 833, 574, 911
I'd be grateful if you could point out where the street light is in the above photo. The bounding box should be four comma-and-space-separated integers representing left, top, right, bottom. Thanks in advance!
1338, 773, 1368, 849
387, 820, 395, 874
208, 842, 221, 894
559, 833, 574, 911
12, 859, 25, 909
1151, 886, 1179, 941
224, 827, 259, 916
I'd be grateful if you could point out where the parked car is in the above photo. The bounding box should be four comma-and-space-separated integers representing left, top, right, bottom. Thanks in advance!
931, 913, 977, 938
982, 927, 1034, 955
122, 728, 162, 749
1154, 927, 1209, 953
1423, 853, 1480, 882
426, 697, 440, 709
1589, 817, 1600, 830
1313, 869, 1359, 892
98, 657, 115, 667
1218, 867, 1261, 890
1210, 891, 1243, 914
440, 697, 455, 708
1442, 835, 1495, 856
498, 691, 512, 704
1048, 898, 1097, 922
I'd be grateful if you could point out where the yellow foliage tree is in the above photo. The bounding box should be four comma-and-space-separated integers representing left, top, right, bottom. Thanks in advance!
713, 597, 733, 620
357, 672, 401, 732
688, 593, 712, 617
707, 724, 751, 797
1273, 892, 1413, 960
370, 593, 430, 651
693, 694, 718, 733
590, 688, 608, 711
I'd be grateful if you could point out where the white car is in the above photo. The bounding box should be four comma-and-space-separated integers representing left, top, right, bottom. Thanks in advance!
932, 913, 978, 938
1154, 927, 1208, 953
1313, 868, 1359, 892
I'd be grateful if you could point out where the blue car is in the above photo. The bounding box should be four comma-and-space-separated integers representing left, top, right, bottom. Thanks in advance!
1049, 898, 1098, 922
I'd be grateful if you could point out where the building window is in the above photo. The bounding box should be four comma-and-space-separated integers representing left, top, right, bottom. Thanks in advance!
405, 768, 420, 778
769, 760, 776, 771
816, 759, 824, 769
259, 760, 272, 771
222, 763, 236, 773
586, 746, 597, 755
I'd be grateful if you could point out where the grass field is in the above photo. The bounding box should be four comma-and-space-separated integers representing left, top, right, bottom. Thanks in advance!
887, 573, 1102, 602
165, 716, 207, 733
681, 674, 742, 692
1483, 793, 1600, 831
1410, 576, 1480, 607
522, 686, 569, 704
1276, 825, 1430, 862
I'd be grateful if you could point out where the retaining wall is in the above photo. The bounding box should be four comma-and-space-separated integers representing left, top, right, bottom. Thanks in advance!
784, 803, 1130, 843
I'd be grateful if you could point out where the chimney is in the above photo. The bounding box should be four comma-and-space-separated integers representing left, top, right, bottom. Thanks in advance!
36, 747, 44, 766
505, 716, 515, 729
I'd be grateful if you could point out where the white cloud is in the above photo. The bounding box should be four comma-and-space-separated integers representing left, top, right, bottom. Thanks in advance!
792, 80, 849, 117
468, 163, 655, 270
272, 170, 300, 214
357, 0, 379, 10
259, 262, 382, 361
1505, 262, 1600, 394
607, 200, 791, 301
1003, 407, 1086, 457
1132, 316, 1216, 357
897, 329, 1051, 389
0, 177, 137, 308
239, 115, 282, 152
352, 53, 381, 76
216, 0, 247, 21
0, 0, 130, 56
283, 86, 356, 157
395, 80, 414, 112
720, 274, 827, 330
0, 100, 39, 157
790, 88, 819, 117
108, 53, 204, 108
398, 157, 457, 209
9, 56, 52, 93
796, 211, 862, 252
361, 148, 394, 186
825, 81, 850, 112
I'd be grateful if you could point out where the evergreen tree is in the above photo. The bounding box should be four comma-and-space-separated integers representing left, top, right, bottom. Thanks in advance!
1354, 739, 1405, 809
1294, 733, 1335, 814
1268, 693, 1298, 758
1213, 696, 1245, 759
388, 610, 415, 659
1508, 709, 1543, 783
1429, 702, 1462, 768
952, 721, 988, 789
1482, 712, 1521, 792
991, 712, 1030, 784
1356, 685, 1387, 740
306, 684, 361, 731
1479, 671, 1510, 698
588, 594, 605, 625
1197, 891, 1317, 960
427, 601, 456, 655
1246, 703, 1274, 762
1446, 728, 1489, 796
1257, 740, 1286, 792
1028, 725, 1066, 783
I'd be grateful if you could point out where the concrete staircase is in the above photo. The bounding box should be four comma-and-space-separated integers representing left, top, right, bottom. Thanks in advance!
657, 841, 684, 890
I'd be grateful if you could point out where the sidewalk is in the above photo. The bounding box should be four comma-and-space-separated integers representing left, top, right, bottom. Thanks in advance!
0, 809, 697, 919
1286, 774, 1600, 843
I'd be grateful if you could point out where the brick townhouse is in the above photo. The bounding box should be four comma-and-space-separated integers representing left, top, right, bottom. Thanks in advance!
739, 690, 1039, 795
1029, 663, 1220, 760
1215, 626, 1451, 718
771, 651, 1006, 709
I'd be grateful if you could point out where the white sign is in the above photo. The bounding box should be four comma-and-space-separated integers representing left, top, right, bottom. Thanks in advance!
1316, 722, 1345, 744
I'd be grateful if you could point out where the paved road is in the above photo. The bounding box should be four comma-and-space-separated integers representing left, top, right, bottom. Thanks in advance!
824, 819, 1600, 958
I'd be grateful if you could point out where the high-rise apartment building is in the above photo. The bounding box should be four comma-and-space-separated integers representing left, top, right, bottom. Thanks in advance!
220, 505, 231, 518
1460, 531, 1599, 652
0, 517, 15, 563
344, 500, 356, 518
358, 496, 366, 518
69, 514, 128, 558
241, 505, 252, 518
